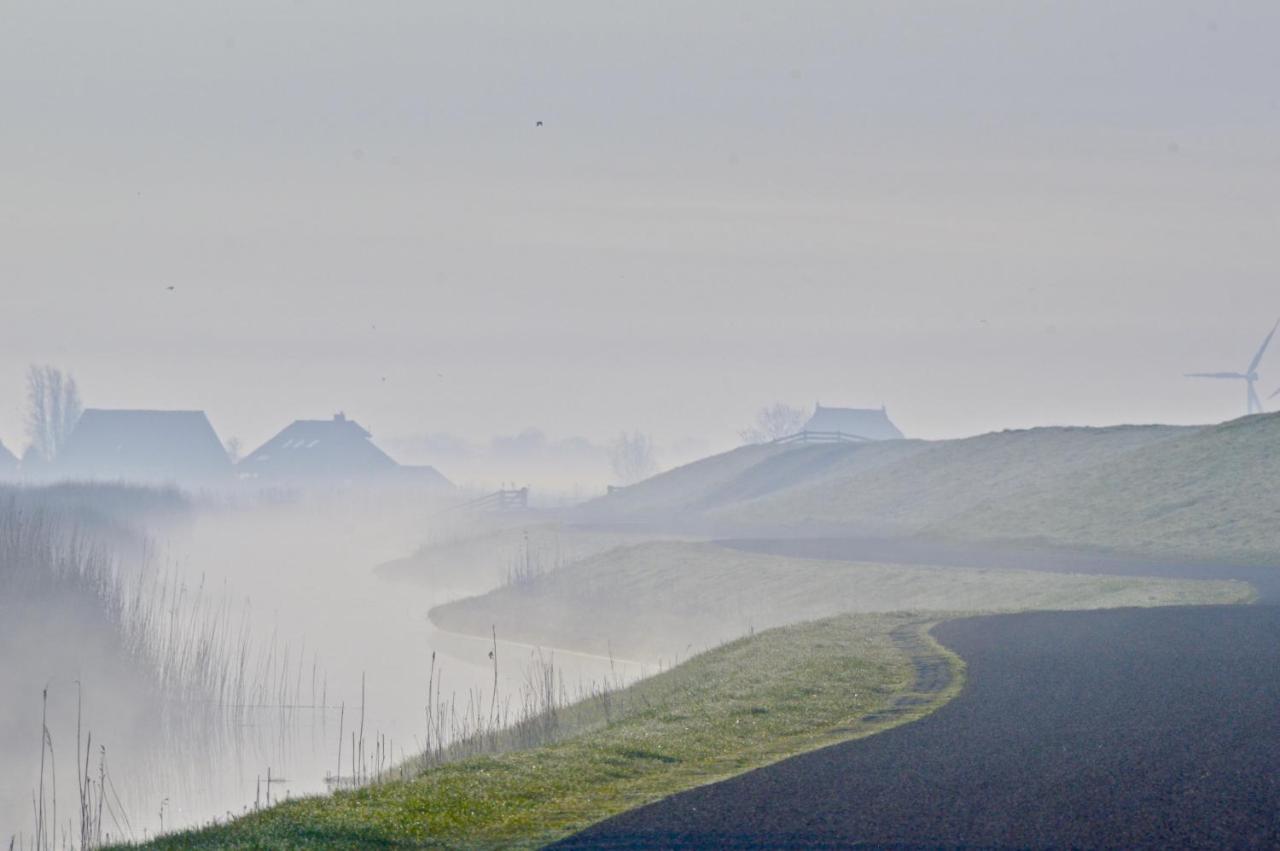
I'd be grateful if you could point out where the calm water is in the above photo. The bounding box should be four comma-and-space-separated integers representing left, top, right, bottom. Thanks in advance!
3, 501, 647, 842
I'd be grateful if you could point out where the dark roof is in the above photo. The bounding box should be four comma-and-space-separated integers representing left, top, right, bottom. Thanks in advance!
56, 409, 231, 482
0, 440, 16, 474
398, 465, 455, 489
804, 404, 904, 441
241, 413, 401, 480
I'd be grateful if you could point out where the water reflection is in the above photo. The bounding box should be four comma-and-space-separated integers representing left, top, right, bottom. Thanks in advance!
25, 502, 649, 840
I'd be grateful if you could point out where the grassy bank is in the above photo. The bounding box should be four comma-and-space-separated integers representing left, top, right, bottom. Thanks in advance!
430, 541, 1255, 661
123, 613, 957, 849
580, 413, 1280, 564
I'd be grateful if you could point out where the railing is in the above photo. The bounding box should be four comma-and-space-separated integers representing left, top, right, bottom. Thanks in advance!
770, 430, 871, 445
447, 487, 530, 513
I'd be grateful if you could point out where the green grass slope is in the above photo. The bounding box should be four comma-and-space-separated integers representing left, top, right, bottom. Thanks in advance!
717, 424, 1187, 535
124, 614, 956, 850
941, 413, 1280, 560
580, 413, 1280, 562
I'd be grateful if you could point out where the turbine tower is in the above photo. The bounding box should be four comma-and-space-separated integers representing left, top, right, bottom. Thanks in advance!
1186, 319, 1279, 416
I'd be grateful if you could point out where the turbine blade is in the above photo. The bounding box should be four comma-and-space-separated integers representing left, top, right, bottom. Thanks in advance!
1249, 319, 1280, 374
1185, 372, 1246, 379
1271, 386, 1280, 400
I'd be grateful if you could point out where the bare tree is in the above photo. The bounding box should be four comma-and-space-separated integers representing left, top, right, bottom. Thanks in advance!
739, 402, 808, 444
224, 436, 243, 464
25, 365, 83, 462
609, 430, 657, 484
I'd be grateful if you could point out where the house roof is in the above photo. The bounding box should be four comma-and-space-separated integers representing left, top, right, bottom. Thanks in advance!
241, 413, 400, 480
803, 404, 904, 441
56, 409, 231, 482
0, 440, 16, 473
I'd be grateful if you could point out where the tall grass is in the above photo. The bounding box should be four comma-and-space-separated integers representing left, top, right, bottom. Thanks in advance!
396, 635, 633, 781
307, 633, 635, 798
7, 490, 635, 844
1, 496, 318, 715
502, 529, 564, 589
2, 488, 322, 849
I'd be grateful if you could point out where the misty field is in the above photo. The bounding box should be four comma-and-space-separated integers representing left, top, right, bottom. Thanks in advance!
374, 522, 684, 594
120, 613, 958, 850
429, 541, 1254, 661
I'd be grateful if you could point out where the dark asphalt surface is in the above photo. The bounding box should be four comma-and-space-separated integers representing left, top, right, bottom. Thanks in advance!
554, 539, 1280, 849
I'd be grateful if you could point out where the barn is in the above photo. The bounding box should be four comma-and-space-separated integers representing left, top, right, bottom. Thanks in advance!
55, 409, 232, 483
241, 413, 450, 487
803, 404, 905, 441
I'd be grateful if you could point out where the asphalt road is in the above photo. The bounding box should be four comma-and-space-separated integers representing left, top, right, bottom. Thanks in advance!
554, 541, 1280, 849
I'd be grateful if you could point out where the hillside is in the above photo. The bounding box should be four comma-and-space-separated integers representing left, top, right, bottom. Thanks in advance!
938, 413, 1280, 560
576, 414, 1280, 563
574, 442, 795, 525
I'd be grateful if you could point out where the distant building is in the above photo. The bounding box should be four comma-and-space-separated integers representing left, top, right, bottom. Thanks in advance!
56, 409, 232, 483
803, 404, 904, 441
240, 413, 451, 487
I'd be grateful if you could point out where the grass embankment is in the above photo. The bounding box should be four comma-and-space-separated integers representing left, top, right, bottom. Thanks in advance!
124, 613, 957, 850
582, 413, 1280, 563
430, 541, 1255, 661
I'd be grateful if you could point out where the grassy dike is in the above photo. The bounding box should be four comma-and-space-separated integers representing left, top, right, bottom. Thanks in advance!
122, 613, 961, 850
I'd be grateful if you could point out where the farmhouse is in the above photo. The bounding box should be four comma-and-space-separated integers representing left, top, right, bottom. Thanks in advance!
241, 413, 450, 487
56, 409, 232, 483
803, 404, 904, 441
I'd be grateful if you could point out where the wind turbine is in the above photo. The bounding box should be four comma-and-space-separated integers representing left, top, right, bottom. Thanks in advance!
1186, 319, 1279, 416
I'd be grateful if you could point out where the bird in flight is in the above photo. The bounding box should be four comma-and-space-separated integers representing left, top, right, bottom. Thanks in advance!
166, 286, 175, 291
536, 120, 543, 127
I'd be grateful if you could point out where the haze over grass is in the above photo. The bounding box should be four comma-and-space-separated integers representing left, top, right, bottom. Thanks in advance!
430, 541, 1252, 661
580, 413, 1280, 563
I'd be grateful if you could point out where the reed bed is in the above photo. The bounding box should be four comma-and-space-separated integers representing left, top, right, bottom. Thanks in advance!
3, 490, 322, 850
391, 631, 634, 782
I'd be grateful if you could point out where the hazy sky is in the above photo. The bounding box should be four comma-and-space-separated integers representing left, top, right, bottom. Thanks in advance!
3, 1, 1279, 461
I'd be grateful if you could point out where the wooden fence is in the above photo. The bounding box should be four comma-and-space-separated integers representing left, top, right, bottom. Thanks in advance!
448, 487, 529, 513
770, 430, 872, 445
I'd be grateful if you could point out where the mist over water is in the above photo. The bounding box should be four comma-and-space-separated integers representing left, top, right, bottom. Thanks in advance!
3, 495, 647, 840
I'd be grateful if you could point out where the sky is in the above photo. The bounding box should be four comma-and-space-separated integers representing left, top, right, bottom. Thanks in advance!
3, 1, 1279, 463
